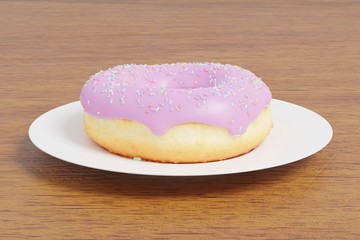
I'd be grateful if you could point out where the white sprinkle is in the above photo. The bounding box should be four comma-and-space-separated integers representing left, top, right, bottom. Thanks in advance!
180, 67, 188, 73
159, 87, 165, 94
135, 89, 141, 96
120, 96, 126, 104
210, 78, 217, 85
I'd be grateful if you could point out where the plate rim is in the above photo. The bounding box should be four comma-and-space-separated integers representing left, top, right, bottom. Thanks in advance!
29, 99, 333, 176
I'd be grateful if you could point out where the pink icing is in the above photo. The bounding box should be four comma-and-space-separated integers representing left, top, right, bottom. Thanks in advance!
80, 63, 272, 136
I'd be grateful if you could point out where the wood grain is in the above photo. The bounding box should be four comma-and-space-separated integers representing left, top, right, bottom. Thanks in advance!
1, 0, 359, 239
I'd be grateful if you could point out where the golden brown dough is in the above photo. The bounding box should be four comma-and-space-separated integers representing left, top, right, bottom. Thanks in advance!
84, 106, 272, 163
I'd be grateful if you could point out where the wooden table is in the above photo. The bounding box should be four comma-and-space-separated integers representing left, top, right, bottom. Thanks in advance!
1, 1, 359, 239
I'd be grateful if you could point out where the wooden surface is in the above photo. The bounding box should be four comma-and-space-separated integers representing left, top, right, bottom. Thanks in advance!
1, 0, 359, 239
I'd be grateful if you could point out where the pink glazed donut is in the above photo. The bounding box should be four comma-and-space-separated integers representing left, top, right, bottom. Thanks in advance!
80, 63, 272, 163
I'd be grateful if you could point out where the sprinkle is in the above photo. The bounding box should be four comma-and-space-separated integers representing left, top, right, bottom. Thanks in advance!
135, 89, 142, 96
238, 99, 248, 110
133, 157, 142, 161
87, 100, 90, 106
154, 106, 160, 112
180, 67, 188, 73
217, 83, 225, 89
252, 78, 262, 88
96, 111, 100, 115
239, 126, 243, 132
120, 96, 126, 104
210, 78, 217, 85
110, 98, 113, 104
159, 87, 165, 94
250, 98, 258, 105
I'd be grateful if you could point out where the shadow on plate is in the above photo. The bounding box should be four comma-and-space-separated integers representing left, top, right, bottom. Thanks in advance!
18, 137, 312, 197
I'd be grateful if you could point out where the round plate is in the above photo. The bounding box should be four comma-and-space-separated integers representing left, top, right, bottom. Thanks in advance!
29, 99, 332, 176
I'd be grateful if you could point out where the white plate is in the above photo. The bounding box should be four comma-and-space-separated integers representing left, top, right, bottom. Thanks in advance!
29, 99, 332, 176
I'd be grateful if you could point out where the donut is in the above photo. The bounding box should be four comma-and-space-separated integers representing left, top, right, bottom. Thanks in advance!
80, 63, 272, 163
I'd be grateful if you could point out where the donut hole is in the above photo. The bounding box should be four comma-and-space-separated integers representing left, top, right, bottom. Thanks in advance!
137, 63, 227, 90
151, 75, 212, 89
